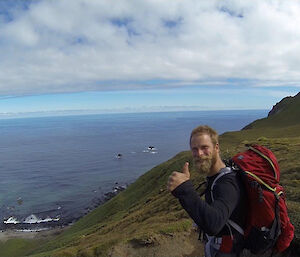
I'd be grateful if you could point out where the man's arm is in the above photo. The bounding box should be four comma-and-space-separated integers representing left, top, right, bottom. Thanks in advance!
172, 175, 240, 236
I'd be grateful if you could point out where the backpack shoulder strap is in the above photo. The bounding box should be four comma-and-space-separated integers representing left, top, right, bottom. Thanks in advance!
210, 167, 245, 236
210, 167, 233, 201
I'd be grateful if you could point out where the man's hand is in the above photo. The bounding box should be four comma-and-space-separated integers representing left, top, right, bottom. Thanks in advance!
167, 162, 190, 192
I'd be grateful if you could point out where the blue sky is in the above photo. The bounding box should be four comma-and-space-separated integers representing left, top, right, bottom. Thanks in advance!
0, 0, 300, 117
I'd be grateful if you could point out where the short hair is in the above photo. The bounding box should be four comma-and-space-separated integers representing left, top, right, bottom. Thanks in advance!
190, 125, 219, 146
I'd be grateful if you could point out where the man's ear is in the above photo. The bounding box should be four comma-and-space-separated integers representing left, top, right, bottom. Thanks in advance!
215, 143, 220, 152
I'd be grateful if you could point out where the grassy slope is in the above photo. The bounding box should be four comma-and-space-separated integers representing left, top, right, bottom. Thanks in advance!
2, 94, 300, 257
243, 92, 300, 129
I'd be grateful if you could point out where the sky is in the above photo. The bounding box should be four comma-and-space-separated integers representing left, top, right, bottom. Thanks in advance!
0, 0, 300, 117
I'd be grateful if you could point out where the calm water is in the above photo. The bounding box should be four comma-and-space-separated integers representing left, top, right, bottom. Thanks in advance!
0, 110, 267, 228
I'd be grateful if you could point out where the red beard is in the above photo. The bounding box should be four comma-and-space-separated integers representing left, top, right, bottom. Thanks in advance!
194, 150, 217, 174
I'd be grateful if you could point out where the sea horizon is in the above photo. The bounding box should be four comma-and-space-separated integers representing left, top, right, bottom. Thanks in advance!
0, 108, 268, 120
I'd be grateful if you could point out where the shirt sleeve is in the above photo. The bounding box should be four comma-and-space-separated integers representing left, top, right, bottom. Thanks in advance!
172, 175, 240, 236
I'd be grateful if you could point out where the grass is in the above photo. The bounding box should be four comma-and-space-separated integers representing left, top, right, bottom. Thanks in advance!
0, 238, 44, 257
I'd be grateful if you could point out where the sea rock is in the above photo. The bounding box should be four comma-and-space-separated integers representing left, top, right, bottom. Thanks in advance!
104, 185, 127, 201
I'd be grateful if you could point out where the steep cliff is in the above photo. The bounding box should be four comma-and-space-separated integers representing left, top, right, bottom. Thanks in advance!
268, 94, 299, 117
243, 92, 300, 130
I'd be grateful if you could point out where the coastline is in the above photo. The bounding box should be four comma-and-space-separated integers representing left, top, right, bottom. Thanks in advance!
0, 183, 127, 242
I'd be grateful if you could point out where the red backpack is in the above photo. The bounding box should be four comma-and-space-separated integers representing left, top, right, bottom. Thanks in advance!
230, 145, 294, 254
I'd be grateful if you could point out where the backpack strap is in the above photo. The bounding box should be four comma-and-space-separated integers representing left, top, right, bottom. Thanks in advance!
210, 167, 233, 201
228, 219, 244, 236
210, 167, 245, 236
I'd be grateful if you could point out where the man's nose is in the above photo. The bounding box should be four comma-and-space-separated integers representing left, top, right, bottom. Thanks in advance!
194, 149, 203, 157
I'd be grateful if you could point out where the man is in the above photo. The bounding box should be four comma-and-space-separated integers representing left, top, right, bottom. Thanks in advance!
167, 125, 246, 257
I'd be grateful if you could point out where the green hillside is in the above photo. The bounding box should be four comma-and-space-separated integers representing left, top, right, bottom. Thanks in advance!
1, 93, 300, 257
243, 92, 300, 129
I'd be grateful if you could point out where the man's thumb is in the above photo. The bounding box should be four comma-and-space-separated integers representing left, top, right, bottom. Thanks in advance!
182, 162, 190, 176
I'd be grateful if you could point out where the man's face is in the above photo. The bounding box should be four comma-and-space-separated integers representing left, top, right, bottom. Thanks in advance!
190, 133, 218, 174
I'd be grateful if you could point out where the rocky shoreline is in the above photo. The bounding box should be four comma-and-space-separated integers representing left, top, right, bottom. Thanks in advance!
1, 183, 128, 235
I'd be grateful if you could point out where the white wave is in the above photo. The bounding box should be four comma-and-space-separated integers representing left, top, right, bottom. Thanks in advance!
23, 214, 39, 224
40, 217, 59, 223
16, 228, 49, 232
23, 214, 60, 224
3, 216, 20, 224
143, 146, 158, 153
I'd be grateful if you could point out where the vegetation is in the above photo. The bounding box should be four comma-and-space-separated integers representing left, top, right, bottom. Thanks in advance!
1, 93, 300, 257
243, 92, 300, 129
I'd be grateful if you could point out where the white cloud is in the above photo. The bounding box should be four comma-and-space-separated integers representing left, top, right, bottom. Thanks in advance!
0, 0, 300, 96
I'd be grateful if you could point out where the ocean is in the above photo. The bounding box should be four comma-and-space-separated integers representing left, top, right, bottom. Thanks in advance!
0, 110, 267, 229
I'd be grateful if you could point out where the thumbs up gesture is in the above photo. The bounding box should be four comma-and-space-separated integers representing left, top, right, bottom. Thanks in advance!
167, 162, 190, 192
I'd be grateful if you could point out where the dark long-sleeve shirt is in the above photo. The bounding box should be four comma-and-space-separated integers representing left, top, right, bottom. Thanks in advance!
172, 168, 246, 237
